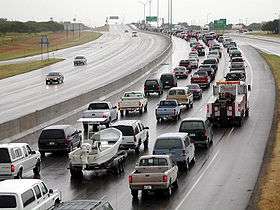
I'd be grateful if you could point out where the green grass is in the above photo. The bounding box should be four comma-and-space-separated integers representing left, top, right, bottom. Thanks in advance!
247, 31, 280, 38
258, 53, 280, 210
0, 58, 64, 80
0, 31, 102, 61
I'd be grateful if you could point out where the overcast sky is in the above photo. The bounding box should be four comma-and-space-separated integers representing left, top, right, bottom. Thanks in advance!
0, 0, 279, 26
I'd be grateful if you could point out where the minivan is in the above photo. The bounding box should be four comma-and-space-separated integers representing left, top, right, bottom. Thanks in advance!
153, 133, 195, 170
160, 73, 177, 89
38, 125, 82, 157
179, 117, 213, 148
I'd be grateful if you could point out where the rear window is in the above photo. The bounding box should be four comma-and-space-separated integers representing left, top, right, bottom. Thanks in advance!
180, 121, 205, 131
88, 103, 109, 110
159, 100, 177, 107
39, 129, 65, 139
0, 148, 11, 163
187, 84, 200, 90
124, 92, 142, 97
112, 125, 134, 136
194, 71, 207, 77
154, 138, 183, 150
161, 74, 173, 80
145, 80, 158, 86
0, 195, 17, 208
139, 158, 168, 166
203, 59, 216, 64
48, 72, 59, 76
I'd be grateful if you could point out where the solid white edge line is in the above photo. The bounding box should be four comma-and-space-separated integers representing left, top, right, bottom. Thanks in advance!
175, 127, 234, 210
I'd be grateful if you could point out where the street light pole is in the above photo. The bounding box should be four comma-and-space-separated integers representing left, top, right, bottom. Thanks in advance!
138, 1, 146, 24
149, 0, 152, 17
157, 0, 159, 28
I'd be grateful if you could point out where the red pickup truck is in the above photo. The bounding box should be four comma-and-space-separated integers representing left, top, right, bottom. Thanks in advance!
191, 71, 211, 89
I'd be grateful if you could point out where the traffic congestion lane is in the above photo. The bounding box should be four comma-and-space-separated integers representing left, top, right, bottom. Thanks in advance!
14, 36, 234, 210
0, 24, 169, 124
175, 45, 275, 210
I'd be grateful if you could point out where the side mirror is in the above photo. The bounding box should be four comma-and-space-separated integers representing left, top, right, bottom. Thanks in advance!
49, 189, 53, 194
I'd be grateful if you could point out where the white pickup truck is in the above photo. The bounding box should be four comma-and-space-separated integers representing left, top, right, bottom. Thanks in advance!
82, 101, 118, 131
118, 91, 148, 116
0, 143, 41, 180
129, 155, 178, 199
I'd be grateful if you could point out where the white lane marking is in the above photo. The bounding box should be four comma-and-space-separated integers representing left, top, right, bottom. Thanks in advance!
175, 127, 234, 210
249, 44, 280, 56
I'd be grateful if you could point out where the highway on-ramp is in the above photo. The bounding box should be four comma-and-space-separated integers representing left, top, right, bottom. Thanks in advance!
13, 36, 276, 210
0, 24, 169, 124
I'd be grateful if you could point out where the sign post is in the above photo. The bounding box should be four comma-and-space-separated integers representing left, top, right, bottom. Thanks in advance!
40, 35, 49, 61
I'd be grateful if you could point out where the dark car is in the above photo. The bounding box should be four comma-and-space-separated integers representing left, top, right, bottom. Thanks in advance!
144, 79, 163, 96
230, 50, 242, 60
179, 60, 191, 73
225, 71, 246, 82
38, 125, 82, 157
198, 65, 216, 81
45, 72, 64, 85
186, 84, 202, 99
179, 117, 213, 148
160, 73, 177, 89
202, 59, 218, 73
196, 46, 205, 56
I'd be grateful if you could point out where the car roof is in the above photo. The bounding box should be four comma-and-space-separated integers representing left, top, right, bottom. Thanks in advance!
157, 132, 188, 139
227, 71, 245, 74
0, 143, 28, 149
43, 125, 71, 130
181, 117, 206, 122
169, 87, 188, 91
124, 91, 143, 94
0, 179, 43, 194
139, 155, 171, 160
111, 120, 140, 126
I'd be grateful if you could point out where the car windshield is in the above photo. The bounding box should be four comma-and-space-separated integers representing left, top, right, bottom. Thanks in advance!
161, 74, 173, 80
187, 85, 200, 90
48, 72, 59, 76
145, 80, 158, 85
154, 138, 183, 150
203, 59, 215, 64
159, 100, 177, 107
174, 67, 185, 71
124, 92, 142, 97
0, 195, 17, 208
179, 60, 189, 65
112, 125, 134, 136
0, 148, 11, 163
232, 58, 243, 62
75, 56, 84, 59
194, 71, 207, 76
40, 129, 65, 139
139, 158, 168, 166
88, 103, 109, 110
180, 121, 204, 131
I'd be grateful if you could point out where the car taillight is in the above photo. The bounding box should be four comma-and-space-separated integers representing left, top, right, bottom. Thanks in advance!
129, 175, 133, 183
144, 85, 148, 90
163, 175, 168, 183
156, 85, 160, 90
11, 165, 15, 173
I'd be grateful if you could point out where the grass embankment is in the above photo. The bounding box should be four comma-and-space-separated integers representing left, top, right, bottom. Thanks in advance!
0, 31, 102, 61
92, 24, 109, 32
258, 53, 280, 210
0, 58, 64, 80
247, 31, 280, 39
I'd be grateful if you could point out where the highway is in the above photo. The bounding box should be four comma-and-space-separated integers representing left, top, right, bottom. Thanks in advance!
0, 24, 169, 124
13, 35, 276, 210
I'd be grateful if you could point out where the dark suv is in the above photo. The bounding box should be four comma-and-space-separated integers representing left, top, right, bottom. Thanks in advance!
160, 73, 177, 89
144, 79, 163, 96
179, 117, 213, 149
38, 125, 81, 156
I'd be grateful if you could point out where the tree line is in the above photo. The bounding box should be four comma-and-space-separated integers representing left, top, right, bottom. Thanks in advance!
261, 19, 280, 34
0, 19, 64, 34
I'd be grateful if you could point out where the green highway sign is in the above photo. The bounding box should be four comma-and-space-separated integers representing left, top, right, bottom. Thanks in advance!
146, 16, 158, 22
214, 19, 227, 30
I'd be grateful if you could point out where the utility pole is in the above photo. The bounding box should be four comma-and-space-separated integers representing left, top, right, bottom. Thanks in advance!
149, 0, 152, 17
157, 0, 159, 28
168, 0, 173, 31
138, 1, 146, 24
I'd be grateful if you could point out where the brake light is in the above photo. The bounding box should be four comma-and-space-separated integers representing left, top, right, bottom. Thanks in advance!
144, 85, 147, 90
129, 175, 133, 183
163, 175, 168, 183
11, 165, 15, 173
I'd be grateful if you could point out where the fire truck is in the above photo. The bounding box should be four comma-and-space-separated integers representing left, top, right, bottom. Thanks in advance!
206, 81, 250, 127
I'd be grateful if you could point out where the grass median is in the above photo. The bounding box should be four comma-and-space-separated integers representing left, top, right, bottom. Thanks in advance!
258, 53, 280, 210
0, 58, 64, 80
248, 32, 280, 39
0, 31, 102, 61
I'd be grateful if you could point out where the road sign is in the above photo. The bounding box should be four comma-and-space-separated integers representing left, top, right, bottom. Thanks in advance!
146, 16, 158, 22
214, 19, 227, 30
40, 35, 49, 45
109, 16, 119, 20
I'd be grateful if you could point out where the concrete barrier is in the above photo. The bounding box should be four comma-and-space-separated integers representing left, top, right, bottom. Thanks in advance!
0, 32, 172, 142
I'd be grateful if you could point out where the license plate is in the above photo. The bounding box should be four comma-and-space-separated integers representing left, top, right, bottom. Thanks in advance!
165, 81, 169, 84
189, 134, 195, 137
144, 185, 152, 190
49, 142, 55, 145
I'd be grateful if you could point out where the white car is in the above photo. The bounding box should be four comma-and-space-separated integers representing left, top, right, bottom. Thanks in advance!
0, 143, 41, 180
0, 179, 61, 210
111, 120, 149, 153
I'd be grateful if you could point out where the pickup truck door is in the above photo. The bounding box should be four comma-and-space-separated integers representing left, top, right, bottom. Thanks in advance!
138, 123, 146, 143
168, 160, 177, 183
39, 182, 54, 210
22, 146, 34, 172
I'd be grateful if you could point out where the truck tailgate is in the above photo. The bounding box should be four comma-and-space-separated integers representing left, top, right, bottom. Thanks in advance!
157, 107, 176, 115
131, 172, 166, 184
119, 100, 141, 108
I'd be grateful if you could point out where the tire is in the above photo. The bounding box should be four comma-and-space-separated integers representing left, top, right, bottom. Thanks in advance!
156, 117, 161, 122
173, 178, 178, 189
184, 160, 189, 172
191, 156, 196, 166
33, 161, 41, 175
125, 110, 129, 116
236, 119, 242, 127
70, 166, 83, 178
139, 107, 143, 115
15, 169, 23, 179
144, 105, 148, 112
245, 109, 249, 117
83, 123, 88, 132
186, 104, 190, 109
131, 190, 138, 199
40, 151, 45, 158
190, 102, 193, 108
164, 185, 172, 197
120, 110, 124, 117
144, 136, 149, 150
135, 146, 140, 155
205, 140, 210, 149
54, 199, 61, 206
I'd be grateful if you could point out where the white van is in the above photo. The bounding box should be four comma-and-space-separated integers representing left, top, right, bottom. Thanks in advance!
0, 179, 61, 210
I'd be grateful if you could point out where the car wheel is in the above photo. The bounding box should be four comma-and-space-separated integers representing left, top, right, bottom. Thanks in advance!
144, 105, 148, 112
173, 178, 179, 189
15, 169, 23, 179
165, 185, 172, 197
135, 146, 140, 155
139, 107, 143, 115
131, 190, 138, 199
39, 151, 45, 158
33, 161, 41, 175
120, 110, 124, 117
185, 160, 189, 172
205, 140, 210, 149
